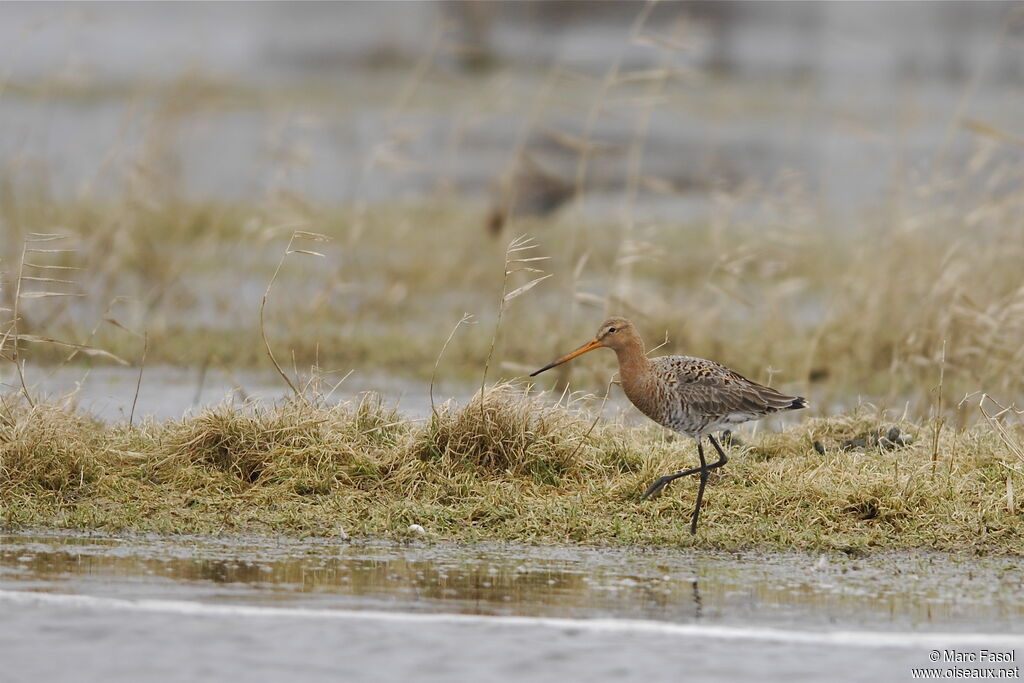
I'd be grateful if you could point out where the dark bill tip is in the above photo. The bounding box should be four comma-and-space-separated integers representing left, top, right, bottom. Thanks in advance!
529, 362, 557, 377
528, 338, 603, 378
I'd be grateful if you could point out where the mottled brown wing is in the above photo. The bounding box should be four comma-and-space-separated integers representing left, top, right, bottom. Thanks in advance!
657, 356, 804, 418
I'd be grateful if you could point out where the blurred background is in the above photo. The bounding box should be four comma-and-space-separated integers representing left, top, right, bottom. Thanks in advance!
3, 2, 1021, 208
1, 1, 1023, 421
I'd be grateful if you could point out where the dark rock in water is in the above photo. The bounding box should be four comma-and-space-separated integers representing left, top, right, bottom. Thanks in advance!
879, 427, 899, 450
842, 436, 869, 451
879, 426, 914, 450
842, 426, 914, 452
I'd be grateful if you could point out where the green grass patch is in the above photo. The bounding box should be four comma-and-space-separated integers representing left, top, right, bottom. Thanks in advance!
2, 385, 1022, 554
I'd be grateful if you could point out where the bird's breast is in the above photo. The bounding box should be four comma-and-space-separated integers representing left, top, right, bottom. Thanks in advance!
621, 372, 682, 430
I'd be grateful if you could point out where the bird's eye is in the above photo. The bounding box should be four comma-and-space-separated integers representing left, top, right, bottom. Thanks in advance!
608, 327, 617, 334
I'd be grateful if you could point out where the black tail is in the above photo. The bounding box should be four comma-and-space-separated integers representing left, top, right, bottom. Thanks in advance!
790, 396, 808, 410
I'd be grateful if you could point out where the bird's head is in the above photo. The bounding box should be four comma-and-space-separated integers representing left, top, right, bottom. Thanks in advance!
592, 316, 637, 352
530, 317, 637, 377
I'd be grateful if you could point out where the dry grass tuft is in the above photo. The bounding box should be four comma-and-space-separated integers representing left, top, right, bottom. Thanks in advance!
412, 383, 598, 484
0, 403, 102, 491
169, 402, 332, 484
161, 395, 405, 495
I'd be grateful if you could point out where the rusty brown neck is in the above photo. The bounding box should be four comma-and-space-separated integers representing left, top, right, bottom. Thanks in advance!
611, 335, 651, 389
611, 334, 661, 420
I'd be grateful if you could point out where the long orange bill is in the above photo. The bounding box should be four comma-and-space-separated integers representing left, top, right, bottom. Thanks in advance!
530, 338, 603, 377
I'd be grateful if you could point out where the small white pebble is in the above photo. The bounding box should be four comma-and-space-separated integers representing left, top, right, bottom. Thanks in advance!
408, 524, 426, 536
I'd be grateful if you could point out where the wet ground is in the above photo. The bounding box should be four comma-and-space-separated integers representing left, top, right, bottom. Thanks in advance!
0, 531, 1021, 682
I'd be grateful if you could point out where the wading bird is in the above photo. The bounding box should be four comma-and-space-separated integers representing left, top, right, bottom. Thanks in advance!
530, 317, 806, 534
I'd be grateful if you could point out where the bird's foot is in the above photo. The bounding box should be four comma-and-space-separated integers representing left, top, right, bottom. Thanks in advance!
640, 470, 695, 501
641, 462, 714, 501
640, 475, 673, 501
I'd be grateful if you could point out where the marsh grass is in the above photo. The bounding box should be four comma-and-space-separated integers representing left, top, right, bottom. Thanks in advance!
4, 193, 1024, 419
2, 385, 1022, 553
3, 5, 1024, 421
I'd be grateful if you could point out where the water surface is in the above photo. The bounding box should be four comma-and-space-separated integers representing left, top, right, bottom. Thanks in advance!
0, 531, 1021, 682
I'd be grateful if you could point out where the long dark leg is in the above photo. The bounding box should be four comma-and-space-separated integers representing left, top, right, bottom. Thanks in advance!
690, 435, 734, 533
688, 440, 709, 534
640, 435, 729, 501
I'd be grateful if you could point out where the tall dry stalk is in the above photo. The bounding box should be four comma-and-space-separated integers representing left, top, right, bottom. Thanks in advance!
260, 230, 330, 402
967, 392, 1024, 514
348, 16, 447, 242
129, 331, 148, 427
1, 225, 138, 425
930, 340, 946, 477
561, 0, 658, 357
610, 42, 678, 315
4, 233, 92, 405
970, 393, 1024, 465
480, 235, 551, 399
431, 312, 475, 418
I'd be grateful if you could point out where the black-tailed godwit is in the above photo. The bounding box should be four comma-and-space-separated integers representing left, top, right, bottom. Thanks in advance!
531, 317, 806, 534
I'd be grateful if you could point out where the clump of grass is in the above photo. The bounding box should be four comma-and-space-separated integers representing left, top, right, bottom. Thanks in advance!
0, 403, 103, 492
413, 383, 597, 485
1, 390, 1021, 553
168, 401, 332, 484
162, 395, 406, 495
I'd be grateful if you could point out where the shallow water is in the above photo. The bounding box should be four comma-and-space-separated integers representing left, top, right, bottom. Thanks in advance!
4, 364, 821, 434
0, 365, 477, 422
0, 531, 1021, 682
